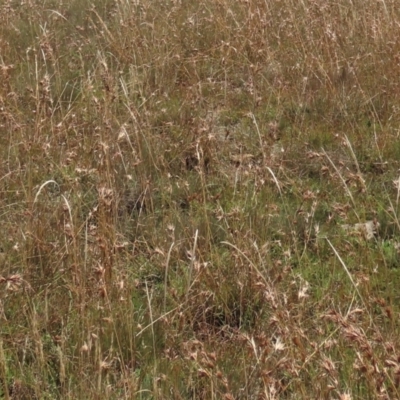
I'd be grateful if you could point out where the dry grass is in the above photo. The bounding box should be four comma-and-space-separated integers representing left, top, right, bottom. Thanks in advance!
1, 0, 400, 399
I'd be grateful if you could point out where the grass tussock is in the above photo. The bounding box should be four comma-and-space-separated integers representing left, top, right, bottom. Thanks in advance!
1, 0, 400, 399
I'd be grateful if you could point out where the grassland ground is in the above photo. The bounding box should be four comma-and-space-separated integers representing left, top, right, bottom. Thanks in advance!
1, 1, 400, 399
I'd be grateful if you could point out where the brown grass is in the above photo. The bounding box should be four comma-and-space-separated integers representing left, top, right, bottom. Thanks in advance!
1, 0, 400, 399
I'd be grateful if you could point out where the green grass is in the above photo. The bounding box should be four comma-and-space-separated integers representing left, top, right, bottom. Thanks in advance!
2, 0, 400, 399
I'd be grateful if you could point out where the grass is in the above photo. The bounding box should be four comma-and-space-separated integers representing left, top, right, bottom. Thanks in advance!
1, 0, 400, 399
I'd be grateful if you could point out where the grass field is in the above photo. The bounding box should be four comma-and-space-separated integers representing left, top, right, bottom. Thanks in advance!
1, 0, 400, 399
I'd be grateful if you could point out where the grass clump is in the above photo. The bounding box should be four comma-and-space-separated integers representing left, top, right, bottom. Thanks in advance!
2, 0, 400, 399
